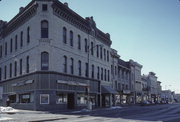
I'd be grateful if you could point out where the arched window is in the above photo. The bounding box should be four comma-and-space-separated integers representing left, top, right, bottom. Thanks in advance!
41, 20, 48, 38
41, 52, 49, 70
63, 27, 67, 44
63, 55, 67, 73
78, 35, 81, 50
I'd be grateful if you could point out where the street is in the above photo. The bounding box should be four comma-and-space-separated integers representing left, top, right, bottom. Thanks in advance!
1, 103, 180, 122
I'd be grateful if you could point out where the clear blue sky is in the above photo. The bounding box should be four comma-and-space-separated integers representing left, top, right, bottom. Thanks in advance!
0, 0, 180, 93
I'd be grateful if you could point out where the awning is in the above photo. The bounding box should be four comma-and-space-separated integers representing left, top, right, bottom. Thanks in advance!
101, 85, 118, 94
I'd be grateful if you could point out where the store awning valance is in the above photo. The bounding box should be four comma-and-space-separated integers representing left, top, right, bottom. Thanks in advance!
101, 85, 118, 94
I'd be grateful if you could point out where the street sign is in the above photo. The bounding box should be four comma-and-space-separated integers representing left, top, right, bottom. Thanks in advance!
0, 87, 3, 99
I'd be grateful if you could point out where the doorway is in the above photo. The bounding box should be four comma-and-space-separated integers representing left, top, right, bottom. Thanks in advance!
67, 93, 75, 109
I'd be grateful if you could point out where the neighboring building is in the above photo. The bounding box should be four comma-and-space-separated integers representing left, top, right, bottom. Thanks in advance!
161, 90, 174, 103
174, 94, 180, 103
157, 81, 162, 102
129, 60, 143, 104
141, 75, 148, 102
0, 0, 114, 111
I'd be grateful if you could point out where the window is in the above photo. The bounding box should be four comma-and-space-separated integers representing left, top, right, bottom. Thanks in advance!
4, 65, 6, 79
0, 68, 1, 81
0, 45, 2, 58
14, 61, 17, 76
78, 60, 81, 76
41, 52, 49, 70
9, 63, 12, 78
108, 70, 110, 81
10, 39, 13, 53
77, 94, 87, 105
41, 20, 48, 38
20, 59, 22, 75
26, 56, 29, 73
104, 69, 106, 81
78, 35, 81, 50
20, 93, 30, 103
27, 27, 30, 43
100, 46, 103, 59
111, 65, 113, 75
115, 66, 117, 75
20, 31, 23, 47
107, 50, 109, 62
9, 95, 16, 103
85, 63, 88, 77
42, 4, 48, 11
70, 58, 74, 74
101, 68, 103, 80
104, 48, 106, 61
15, 35, 18, 50
85, 38, 88, 52
92, 64, 94, 78
97, 66, 100, 79
96, 45, 99, 57
56, 93, 67, 104
5, 42, 7, 56
91, 42, 94, 55
40, 94, 49, 104
70, 30, 73, 46
63, 27, 67, 44
63, 56, 67, 73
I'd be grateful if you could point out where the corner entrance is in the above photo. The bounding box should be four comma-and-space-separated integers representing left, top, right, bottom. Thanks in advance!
67, 93, 75, 109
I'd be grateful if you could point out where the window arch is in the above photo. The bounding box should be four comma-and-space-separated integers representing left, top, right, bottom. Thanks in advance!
41, 52, 49, 70
63, 27, 67, 44
41, 20, 48, 38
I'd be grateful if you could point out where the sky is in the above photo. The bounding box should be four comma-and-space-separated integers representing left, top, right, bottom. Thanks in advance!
0, 0, 180, 93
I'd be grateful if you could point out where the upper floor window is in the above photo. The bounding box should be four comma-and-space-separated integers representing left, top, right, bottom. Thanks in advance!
41, 20, 48, 38
70, 30, 73, 46
108, 70, 110, 81
27, 27, 30, 43
14, 61, 17, 76
15, 35, 18, 50
9, 63, 12, 78
20, 59, 22, 75
85, 63, 89, 77
70, 58, 74, 75
91, 64, 94, 78
101, 68, 103, 80
42, 4, 48, 11
63, 56, 67, 73
97, 66, 100, 79
96, 45, 99, 58
100, 46, 103, 59
26, 56, 29, 73
41, 52, 49, 70
104, 48, 106, 61
20, 31, 23, 47
78, 60, 81, 76
5, 42, 7, 56
4, 65, 7, 80
78, 35, 81, 50
84, 38, 88, 52
63, 27, 67, 44
91, 42, 94, 55
10, 39, 13, 53
107, 50, 109, 62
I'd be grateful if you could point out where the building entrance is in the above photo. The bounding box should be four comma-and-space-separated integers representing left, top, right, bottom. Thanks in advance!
67, 93, 75, 109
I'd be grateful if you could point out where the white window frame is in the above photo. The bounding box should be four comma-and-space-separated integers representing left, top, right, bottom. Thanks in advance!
40, 94, 49, 104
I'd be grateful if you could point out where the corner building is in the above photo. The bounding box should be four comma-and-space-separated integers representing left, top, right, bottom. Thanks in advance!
0, 0, 114, 110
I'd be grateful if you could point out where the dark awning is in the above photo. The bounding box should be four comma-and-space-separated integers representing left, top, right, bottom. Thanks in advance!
101, 85, 118, 94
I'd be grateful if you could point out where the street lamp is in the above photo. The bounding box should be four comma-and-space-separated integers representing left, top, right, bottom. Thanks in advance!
86, 43, 103, 110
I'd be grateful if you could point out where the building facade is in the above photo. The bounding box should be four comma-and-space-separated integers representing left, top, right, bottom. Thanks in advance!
0, 0, 115, 110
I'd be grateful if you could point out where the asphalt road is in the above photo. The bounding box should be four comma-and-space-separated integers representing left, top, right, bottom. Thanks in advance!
1, 103, 180, 122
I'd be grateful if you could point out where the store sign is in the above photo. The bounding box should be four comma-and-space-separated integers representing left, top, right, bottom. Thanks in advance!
0, 87, 3, 99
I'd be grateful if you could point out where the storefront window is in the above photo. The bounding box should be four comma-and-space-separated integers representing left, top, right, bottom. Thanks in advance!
56, 93, 67, 104
19, 93, 30, 103
77, 94, 87, 105
105, 95, 110, 106
9, 95, 16, 103
40, 94, 49, 104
